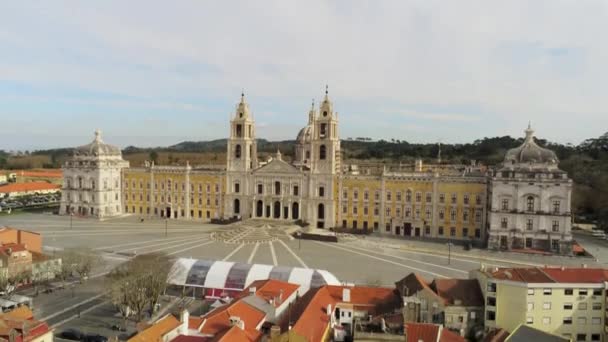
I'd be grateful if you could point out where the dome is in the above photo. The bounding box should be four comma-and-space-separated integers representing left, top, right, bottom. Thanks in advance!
504, 125, 558, 165
74, 130, 121, 157
296, 125, 312, 144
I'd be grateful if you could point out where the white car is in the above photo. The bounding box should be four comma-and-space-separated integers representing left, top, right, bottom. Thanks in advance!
591, 230, 606, 238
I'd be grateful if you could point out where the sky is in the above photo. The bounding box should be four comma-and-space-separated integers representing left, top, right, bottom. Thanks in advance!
1, 1, 607, 150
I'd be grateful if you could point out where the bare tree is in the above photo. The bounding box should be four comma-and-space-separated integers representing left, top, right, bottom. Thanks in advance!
57, 248, 103, 283
106, 252, 172, 323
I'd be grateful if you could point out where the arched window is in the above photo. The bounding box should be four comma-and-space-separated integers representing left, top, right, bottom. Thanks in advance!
275, 181, 281, 195
292, 202, 299, 220
256, 200, 263, 217
319, 145, 327, 160
235, 144, 242, 159
526, 196, 535, 212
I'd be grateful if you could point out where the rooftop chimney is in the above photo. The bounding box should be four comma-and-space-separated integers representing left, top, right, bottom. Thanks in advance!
179, 309, 189, 335
342, 288, 351, 302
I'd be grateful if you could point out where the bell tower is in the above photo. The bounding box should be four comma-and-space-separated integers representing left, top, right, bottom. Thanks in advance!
311, 85, 341, 174
227, 92, 257, 172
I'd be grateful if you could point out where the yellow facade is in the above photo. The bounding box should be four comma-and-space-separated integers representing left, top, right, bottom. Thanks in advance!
123, 167, 225, 221
336, 173, 487, 241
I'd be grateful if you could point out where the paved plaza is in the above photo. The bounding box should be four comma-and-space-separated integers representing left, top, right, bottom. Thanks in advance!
1, 213, 602, 286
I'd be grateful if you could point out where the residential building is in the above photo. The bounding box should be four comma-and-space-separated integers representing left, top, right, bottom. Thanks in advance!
0, 243, 32, 280
487, 124, 573, 254
0, 226, 42, 254
471, 266, 607, 342
396, 273, 484, 337
0, 305, 54, 341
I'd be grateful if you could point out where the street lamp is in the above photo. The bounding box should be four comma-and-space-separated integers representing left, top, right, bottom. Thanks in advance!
70, 212, 73, 230
165, 219, 168, 238
447, 241, 453, 265
296, 232, 302, 250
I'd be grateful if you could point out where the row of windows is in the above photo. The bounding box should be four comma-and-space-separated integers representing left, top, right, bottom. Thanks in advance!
500, 197, 562, 213
125, 179, 220, 193
525, 315, 602, 326
528, 288, 603, 296
527, 301, 602, 311
66, 177, 117, 190
500, 217, 562, 231
245, 182, 300, 196
342, 189, 483, 205
66, 192, 118, 202
126, 194, 220, 207
125, 206, 214, 219
342, 205, 482, 223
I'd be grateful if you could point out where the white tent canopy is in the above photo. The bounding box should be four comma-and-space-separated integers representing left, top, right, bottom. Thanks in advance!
169, 258, 340, 295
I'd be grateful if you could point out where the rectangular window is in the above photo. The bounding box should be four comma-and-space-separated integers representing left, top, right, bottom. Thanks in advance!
592, 302, 601, 310
563, 317, 572, 325
364, 190, 369, 201
439, 193, 445, 203
542, 317, 551, 325
578, 303, 587, 310
564, 303, 573, 310
405, 207, 411, 218
450, 227, 456, 237
592, 317, 601, 325
543, 302, 551, 310
476, 194, 482, 205
354, 189, 359, 200
416, 192, 422, 203
577, 317, 587, 325
426, 193, 432, 203
526, 317, 533, 324
543, 288, 552, 295
364, 206, 369, 215
579, 289, 588, 296
319, 187, 325, 197
293, 185, 299, 196
450, 209, 456, 221
353, 206, 358, 215
343, 189, 348, 199
439, 209, 445, 220
386, 207, 391, 217
425, 207, 431, 220
342, 205, 347, 214
375, 190, 380, 201
527, 302, 534, 311
552, 220, 559, 232
577, 334, 587, 341
553, 200, 560, 214
592, 334, 600, 341
258, 184, 263, 194
396, 191, 401, 202
451, 193, 457, 204
463, 194, 469, 205
438, 227, 444, 236
462, 228, 468, 237
528, 288, 535, 295
386, 191, 391, 201
593, 289, 602, 296
526, 219, 533, 230
374, 206, 379, 216
502, 199, 509, 210
565, 288, 573, 295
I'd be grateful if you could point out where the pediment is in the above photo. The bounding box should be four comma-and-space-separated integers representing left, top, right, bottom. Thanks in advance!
254, 159, 302, 175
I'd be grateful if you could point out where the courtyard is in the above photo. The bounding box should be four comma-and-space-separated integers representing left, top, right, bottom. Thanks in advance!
1, 213, 602, 286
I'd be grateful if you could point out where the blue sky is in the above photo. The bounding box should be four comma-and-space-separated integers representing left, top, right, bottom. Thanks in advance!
1, 1, 607, 150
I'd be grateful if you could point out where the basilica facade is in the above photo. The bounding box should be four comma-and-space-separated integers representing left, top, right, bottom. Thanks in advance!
60, 89, 573, 254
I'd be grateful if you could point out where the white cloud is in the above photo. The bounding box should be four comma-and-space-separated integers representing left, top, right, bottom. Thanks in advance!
0, 0, 607, 148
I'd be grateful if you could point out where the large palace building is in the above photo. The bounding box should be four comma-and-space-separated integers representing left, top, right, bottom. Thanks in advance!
59, 89, 573, 254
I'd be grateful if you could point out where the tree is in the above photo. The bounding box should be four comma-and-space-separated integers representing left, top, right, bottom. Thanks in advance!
149, 151, 159, 164
106, 252, 172, 323
57, 248, 103, 284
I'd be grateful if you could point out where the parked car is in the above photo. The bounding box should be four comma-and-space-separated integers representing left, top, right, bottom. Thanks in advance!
59, 329, 83, 340
83, 334, 108, 342
591, 230, 606, 238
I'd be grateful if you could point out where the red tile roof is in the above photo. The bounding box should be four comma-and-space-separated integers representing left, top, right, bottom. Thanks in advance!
396, 273, 446, 303
209, 325, 257, 342
0, 182, 60, 193
440, 328, 467, 341
406, 323, 440, 342
199, 300, 264, 341
171, 335, 209, 342
18, 170, 62, 178
488, 267, 608, 284
128, 314, 181, 342
291, 286, 335, 342
432, 279, 484, 307
240, 279, 300, 308
0, 243, 28, 254
406, 323, 466, 342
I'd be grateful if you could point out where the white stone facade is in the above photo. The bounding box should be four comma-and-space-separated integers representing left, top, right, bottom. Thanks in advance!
224, 90, 340, 229
60, 130, 129, 219
488, 125, 573, 254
